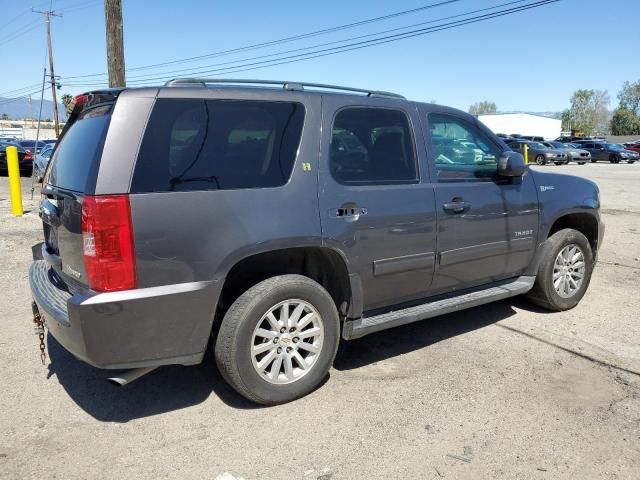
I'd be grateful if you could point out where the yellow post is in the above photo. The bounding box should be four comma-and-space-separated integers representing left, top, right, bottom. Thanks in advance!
6, 146, 23, 216
523, 143, 529, 165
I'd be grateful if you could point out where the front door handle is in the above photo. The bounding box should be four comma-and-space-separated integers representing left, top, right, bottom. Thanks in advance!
442, 201, 471, 214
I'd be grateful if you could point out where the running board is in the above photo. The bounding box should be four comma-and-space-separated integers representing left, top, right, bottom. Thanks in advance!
342, 276, 535, 340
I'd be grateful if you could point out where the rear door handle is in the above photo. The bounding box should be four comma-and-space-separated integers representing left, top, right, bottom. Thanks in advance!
442, 201, 471, 214
332, 205, 367, 222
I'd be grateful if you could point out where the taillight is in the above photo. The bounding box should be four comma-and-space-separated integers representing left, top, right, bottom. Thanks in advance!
24, 152, 33, 161
81, 195, 136, 292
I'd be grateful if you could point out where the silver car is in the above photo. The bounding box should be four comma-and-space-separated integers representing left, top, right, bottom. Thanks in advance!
33, 143, 55, 181
542, 141, 590, 165
508, 140, 568, 165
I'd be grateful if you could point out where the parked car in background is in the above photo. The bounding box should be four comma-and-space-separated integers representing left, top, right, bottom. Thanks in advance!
41, 139, 57, 145
0, 140, 30, 175
33, 142, 55, 181
508, 139, 568, 165
519, 135, 545, 142
541, 141, 590, 164
575, 141, 639, 163
623, 142, 640, 154
14, 140, 47, 156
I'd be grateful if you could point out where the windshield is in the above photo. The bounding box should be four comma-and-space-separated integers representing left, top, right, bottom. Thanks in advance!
45, 104, 112, 192
607, 144, 624, 151
550, 142, 565, 148
530, 142, 546, 149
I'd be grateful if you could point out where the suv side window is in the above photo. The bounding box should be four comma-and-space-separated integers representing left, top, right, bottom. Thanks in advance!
330, 107, 418, 185
131, 99, 305, 192
428, 113, 502, 181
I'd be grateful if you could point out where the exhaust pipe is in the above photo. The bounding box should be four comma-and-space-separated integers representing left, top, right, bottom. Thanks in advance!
107, 367, 156, 387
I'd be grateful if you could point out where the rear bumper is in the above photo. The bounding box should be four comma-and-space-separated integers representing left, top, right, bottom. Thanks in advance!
29, 259, 219, 369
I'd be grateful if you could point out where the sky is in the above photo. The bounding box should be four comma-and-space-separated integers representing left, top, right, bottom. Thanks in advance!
0, 0, 639, 113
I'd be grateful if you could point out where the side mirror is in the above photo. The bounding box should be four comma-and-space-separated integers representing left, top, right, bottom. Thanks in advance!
498, 150, 527, 177
599, 147, 605, 151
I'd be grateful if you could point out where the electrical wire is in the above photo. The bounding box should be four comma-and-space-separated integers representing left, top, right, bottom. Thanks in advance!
61, 0, 464, 80
117, 0, 533, 83
62, 0, 560, 88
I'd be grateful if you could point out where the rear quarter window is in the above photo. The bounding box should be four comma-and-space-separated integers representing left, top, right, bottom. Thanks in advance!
131, 99, 305, 192
45, 104, 112, 192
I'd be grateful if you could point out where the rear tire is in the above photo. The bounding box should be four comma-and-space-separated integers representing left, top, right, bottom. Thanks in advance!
215, 275, 340, 405
609, 154, 619, 163
628, 160, 636, 164
526, 229, 594, 311
554, 161, 563, 166
578, 162, 586, 165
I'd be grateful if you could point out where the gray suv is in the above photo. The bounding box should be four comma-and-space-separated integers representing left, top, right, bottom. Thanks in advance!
29, 79, 604, 404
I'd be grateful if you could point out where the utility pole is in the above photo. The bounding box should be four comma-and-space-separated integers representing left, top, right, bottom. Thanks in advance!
104, 0, 126, 87
33, 8, 62, 137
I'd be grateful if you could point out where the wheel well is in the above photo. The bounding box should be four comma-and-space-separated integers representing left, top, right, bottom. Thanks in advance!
216, 247, 351, 323
548, 213, 599, 253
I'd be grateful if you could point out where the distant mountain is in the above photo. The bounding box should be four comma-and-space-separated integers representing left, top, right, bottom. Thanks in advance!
0, 96, 67, 122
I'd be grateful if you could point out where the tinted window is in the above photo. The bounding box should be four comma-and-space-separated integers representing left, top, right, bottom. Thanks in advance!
429, 114, 501, 181
46, 105, 112, 192
131, 99, 304, 192
330, 107, 417, 185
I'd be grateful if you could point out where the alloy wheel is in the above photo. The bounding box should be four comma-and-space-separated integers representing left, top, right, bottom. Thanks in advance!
250, 299, 324, 385
553, 244, 585, 298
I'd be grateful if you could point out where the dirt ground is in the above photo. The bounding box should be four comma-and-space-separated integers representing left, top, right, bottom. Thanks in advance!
1, 164, 639, 480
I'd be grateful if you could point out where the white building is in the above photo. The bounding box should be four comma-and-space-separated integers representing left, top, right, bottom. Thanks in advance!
477, 113, 561, 140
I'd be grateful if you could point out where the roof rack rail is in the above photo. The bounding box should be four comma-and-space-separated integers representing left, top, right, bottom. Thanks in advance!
164, 78, 405, 99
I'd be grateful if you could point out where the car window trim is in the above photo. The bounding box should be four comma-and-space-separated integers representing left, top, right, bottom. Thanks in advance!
426, 112, 503, 183
328, 104, 421, 187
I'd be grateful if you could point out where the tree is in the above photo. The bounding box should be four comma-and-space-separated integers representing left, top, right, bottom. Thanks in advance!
617, 80, 640, 116
610, 107, 640, 135
61, 94, 73, 114
0, 113, 8, 120
469, 101, 497, 115
563, 89, 610, 135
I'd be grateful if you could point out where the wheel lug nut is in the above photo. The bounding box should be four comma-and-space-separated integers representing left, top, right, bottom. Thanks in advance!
273, 337, 279, 344
277, 347, 282, 354
293, 337, 299, 343
290, 327, 296, 332
280, 327, 286, 333
286, 347, 292, 353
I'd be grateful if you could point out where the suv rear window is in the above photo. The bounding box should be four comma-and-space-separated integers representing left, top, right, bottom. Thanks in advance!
131, 99, 305, 192
46, 104, 112, 192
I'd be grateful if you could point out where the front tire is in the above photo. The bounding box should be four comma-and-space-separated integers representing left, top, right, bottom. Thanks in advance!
215, 275, 340, 405
526, 229, 594, 311
536, 155, 546, 165
609, 154, 620, 163
578, 162, 586, 165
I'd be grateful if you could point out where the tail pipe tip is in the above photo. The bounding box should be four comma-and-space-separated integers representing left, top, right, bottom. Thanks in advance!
107, 366, 157, 387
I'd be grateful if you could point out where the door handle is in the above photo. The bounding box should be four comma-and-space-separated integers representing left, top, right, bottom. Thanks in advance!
442, 201, 471, 214
332, 205, 367, 221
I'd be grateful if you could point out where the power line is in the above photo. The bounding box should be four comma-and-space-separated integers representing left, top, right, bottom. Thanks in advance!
0, 83, 45, 98
61, 0, 464, 80
117, 0, 532, 84
0, 90, 43, 106
63, 0, 560, 88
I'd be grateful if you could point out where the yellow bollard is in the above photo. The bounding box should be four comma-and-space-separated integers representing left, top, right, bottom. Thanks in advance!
6, 146, 23, 216
523, 143, 529, 165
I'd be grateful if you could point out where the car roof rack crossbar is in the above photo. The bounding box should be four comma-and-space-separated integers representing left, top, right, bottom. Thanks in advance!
164, 78, 405, 99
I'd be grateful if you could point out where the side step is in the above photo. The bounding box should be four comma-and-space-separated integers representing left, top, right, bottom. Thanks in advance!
342, 276, 535, 340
